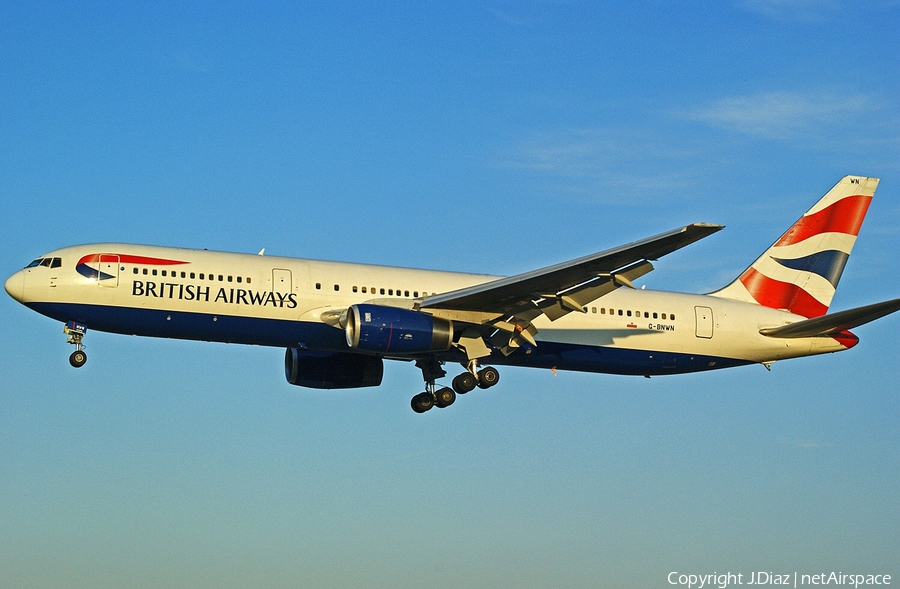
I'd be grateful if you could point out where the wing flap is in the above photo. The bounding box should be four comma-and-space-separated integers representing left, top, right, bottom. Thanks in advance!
537, 260, 654, 320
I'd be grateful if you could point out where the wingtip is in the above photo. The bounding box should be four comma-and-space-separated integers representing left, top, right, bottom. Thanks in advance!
689, 222, 725, 231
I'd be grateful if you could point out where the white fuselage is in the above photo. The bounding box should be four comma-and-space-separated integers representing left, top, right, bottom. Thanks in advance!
5, 243, 851, 377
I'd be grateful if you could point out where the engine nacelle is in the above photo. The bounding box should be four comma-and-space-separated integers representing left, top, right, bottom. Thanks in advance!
284, 348, 384, 389
344, 304, 453, 354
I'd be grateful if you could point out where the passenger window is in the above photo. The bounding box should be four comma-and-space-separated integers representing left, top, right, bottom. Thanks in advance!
592, 307, 596, 314
388, 289, 393, 295
247, 277, 251, 284
133, 268, 138, 274
236, 276, 241, 283
405, 290, 409, 297
51, 258, 62, 268
618, 309, 623, 316
334, 284, 339, 291
361, 287, 367, 293
162, 270, 167, 277
380, 288, 385, 295
218, 275, 223, 281
315, 283, 321, 290
227, 276, 233, 282
181, 272, 186, 278
414, 291, 418, 297
653, 312, 658, 319
671, 314, 675, 321
191, 273, 196, 279
644, 312, 649, 318
627, 310, 632, 317
200, 273, 205, 279
352, 286, 358, 293
601, 308, 606, 314
152, 269, 158, 276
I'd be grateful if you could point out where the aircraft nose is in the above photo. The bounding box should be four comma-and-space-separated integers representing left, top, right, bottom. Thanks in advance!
5, 271, 24, 302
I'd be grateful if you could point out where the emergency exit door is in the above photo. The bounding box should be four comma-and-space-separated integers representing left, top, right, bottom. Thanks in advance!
694, 306, 713, 338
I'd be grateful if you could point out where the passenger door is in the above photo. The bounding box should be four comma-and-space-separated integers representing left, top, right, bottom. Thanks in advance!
99, 255, 120, 288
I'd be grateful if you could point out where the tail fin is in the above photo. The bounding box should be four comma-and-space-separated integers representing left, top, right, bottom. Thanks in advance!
711, 175, 879, 318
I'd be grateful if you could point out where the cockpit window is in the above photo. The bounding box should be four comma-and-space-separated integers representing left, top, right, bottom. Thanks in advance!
40, 258, 53, 267
51, 258, 62, 268
26, 259, 43, 268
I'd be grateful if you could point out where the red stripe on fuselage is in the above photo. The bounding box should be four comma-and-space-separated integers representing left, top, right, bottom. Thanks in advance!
739, 267, 828, 318
77, 253, 189, 266
773, 195, 871, 247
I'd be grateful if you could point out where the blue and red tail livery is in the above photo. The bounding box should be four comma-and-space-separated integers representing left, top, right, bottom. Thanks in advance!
713, 176, 877, 318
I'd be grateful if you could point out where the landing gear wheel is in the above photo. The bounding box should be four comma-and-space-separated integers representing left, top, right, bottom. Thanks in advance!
411, 392, 435, 413
69, 350, 87, 368
477, 366, 500, 389
452, 372, 477, 394
434, 387, 456, 408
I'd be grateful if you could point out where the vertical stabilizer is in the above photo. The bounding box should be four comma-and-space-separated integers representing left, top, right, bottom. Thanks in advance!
711, 175, 879, 317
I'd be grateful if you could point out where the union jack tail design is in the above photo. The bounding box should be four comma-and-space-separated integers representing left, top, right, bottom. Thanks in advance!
712, 176, 880, 318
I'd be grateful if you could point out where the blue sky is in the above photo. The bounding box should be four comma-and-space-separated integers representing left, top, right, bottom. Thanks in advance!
1, 2, 898, 587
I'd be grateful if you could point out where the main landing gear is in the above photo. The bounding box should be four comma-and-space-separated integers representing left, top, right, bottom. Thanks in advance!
411, 358, 500, 413
64, 321, 88, 368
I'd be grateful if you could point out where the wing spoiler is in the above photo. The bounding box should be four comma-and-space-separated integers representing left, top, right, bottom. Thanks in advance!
760, 298, 900, 338
421, 223, 723, 314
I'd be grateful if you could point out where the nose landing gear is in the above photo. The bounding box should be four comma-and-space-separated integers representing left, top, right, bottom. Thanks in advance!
64, 321, 88, 368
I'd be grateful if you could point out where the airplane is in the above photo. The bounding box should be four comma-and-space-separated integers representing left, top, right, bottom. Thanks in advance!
6, 175, 900, 413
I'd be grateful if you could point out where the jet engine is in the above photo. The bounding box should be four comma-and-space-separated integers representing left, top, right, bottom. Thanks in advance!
343, 304, 453, 354
284, 348, 384, 389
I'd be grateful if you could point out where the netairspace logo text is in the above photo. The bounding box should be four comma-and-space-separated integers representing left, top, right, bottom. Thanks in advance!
668, 571, 892, 589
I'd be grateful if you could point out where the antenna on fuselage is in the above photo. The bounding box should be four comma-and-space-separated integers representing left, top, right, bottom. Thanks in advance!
258, 248, 265, 256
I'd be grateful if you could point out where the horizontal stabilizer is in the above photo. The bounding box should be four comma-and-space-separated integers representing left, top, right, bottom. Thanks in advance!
760, 297, 900, 338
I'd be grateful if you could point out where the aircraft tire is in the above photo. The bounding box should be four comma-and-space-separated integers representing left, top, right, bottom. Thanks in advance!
477, 366, 499, 389
452, 372, 477, 394
69, 350, 87, 368
434, 387, 456, 408
411, 392, 434, 413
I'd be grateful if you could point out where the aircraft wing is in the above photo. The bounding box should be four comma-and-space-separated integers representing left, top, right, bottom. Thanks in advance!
421, 223, 723, 321
760, 297, 900, 338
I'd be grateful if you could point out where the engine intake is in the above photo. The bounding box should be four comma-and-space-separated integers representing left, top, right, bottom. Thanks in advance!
344, 304, 453, 354
285, 348, 383, 389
